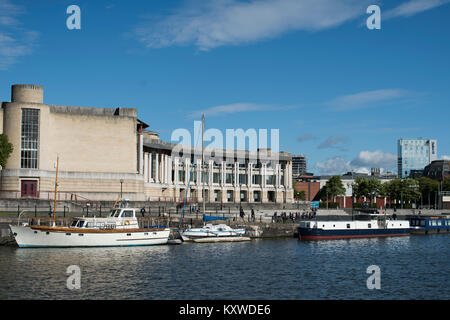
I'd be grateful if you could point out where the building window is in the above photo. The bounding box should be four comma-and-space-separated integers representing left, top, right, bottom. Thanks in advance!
21, 108, 39, 169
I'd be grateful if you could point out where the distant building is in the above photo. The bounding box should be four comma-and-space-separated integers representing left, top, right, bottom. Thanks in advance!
292, 154, 307, 177
422, 160, 450, 181
371, 168, 381, 176
408, 169, 424, 179
398, 138, 437, 178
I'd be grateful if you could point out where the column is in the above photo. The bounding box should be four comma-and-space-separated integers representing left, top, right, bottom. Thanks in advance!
174, 158, 179, 185
234, 162, 239, 187
155, 153, 160, 183
185, 158, 189, 185
275, 163, 280, 188
148, 152, 153, 182
262, 163, 267, 188
168, 155, 173, 184
138, 134, 144, 175
221, 161, 225, 186
144, 153, 149, 183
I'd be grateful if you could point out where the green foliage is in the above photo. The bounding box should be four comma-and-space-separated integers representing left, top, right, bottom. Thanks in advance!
318, 176, 346, 201
352, 177, 382, 200
443, 178, 450, 192
0, 134, 13, 168
383, 178, 421, 204
294, 189, 306, 201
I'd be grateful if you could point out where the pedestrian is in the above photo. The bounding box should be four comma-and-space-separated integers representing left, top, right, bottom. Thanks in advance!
140, 207, 146, 217
240, 207, 245, 221
251, 209, 255, 222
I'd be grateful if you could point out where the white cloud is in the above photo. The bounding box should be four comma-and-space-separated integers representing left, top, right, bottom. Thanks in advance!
315, 157, 352, 175
327, 89, 412, 111
315, 150, 397, 175
350, 150, 397, 169
189, 102, 292, 118
384, 0, 450, 19
0, 0, 39, 70
441, 155, 450, 160
134, 0, 372, 51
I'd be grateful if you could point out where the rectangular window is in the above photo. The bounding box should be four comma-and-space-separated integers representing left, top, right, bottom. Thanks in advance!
21, 108, 39, 169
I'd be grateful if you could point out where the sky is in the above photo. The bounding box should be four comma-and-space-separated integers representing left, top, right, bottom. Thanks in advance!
1, 0, 449, 175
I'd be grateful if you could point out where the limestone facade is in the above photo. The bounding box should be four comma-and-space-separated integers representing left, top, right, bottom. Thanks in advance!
0, 84, 293, 204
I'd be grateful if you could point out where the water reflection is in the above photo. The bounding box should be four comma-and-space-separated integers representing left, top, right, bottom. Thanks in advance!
0, 235, 448, 299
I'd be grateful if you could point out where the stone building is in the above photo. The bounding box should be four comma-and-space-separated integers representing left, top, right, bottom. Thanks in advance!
0, 84, 294, 204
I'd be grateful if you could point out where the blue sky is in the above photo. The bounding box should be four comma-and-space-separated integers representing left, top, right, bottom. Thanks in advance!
1, 0, 449, 175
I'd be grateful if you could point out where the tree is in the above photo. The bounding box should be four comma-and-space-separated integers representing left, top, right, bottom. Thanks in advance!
0, 134, 13, 168
352, 177, 382, 202
443, 178, 450, 192
417, 177, 439, 206
318, 175, 346, 202
383, 178, 421, 208
294, 190, 306, 201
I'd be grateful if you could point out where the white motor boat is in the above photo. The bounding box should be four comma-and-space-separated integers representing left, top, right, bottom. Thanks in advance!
10, 207, 170, 248
179, 215, 249, 242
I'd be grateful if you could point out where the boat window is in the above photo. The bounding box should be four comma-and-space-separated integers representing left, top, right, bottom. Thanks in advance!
122, 210, 134, 218
109, 210, 120, 217
437, 221, 442, 226
70, 221, 77, 227
420, 220, 426, 226
346, 224, 350, 228
79, 221, 85, 228
368, 223, 371, 228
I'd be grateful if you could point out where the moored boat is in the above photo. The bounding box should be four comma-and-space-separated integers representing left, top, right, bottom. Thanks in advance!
9, 207, 170, 248
408, 216, 450, 234
298, 212, 410, 240
179, 215, 249, 242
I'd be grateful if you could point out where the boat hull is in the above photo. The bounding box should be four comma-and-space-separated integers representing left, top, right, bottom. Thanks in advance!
179, 229, 246, 242
9, 225, 170, 247
298, 227, 411, 240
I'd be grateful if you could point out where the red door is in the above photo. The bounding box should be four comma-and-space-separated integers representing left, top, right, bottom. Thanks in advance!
21, 180, 37, 198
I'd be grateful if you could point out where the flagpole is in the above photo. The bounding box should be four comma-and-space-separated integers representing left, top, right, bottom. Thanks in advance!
202, 114, 206, 216
53, 154, 59, 227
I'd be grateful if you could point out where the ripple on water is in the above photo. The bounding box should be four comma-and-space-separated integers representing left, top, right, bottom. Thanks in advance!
0, 235, 448, 299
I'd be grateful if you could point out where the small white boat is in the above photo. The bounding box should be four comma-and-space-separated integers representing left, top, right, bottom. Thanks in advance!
179, 217, 249, 242
10, 207, 170, 248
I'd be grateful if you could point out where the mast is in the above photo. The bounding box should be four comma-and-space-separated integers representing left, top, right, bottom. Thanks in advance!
52, 154, 59, 227
202, 114, 206, 216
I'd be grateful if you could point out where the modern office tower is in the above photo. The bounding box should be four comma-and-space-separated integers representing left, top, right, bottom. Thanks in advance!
292, 154, 307, 177
397, 138, 437, 178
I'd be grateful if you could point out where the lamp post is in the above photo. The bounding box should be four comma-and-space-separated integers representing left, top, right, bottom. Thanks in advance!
120, 179, 124, 199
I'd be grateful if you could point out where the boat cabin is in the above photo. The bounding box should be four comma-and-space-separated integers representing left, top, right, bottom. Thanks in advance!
69, 208, 139, 230
409, 216, 450, 229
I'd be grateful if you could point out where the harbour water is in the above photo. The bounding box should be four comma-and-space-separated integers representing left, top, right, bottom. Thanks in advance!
0, 235, 448, 300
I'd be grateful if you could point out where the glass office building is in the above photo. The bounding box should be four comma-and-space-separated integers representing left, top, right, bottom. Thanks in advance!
398, 138, 437, 178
